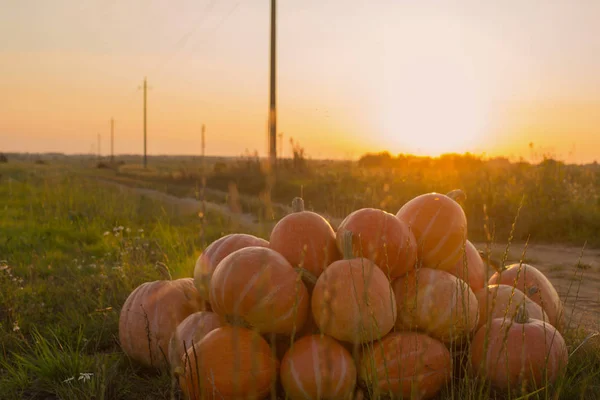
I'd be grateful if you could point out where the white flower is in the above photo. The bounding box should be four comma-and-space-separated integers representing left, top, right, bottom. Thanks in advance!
78, 372, 94, 382
63, 377, 75, 383
103, 231, 110, 236
125, 227, 131, 233
12, 322, 20, 332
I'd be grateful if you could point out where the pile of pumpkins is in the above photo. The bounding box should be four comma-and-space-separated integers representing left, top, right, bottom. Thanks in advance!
119, 192, 569, 399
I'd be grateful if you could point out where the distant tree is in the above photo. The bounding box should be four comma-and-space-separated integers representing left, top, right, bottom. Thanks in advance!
0, 153, 7, 163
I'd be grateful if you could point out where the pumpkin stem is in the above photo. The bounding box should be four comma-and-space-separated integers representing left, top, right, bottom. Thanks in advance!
446, 189, 467, 203
291, 197, 305, 212
294, 267, 318, 288
155, 262, 172, 280
225, 314, 252, 329
341, 230, 355, 260
514, 303, 529, 324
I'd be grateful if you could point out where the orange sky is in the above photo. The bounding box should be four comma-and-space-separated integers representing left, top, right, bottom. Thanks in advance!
1, 1, 600, 163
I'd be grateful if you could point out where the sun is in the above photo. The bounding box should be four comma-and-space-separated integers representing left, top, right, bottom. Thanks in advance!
375, 52, 492, 157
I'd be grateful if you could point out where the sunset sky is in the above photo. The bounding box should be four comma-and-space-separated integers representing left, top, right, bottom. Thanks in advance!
1, 0, 600, 163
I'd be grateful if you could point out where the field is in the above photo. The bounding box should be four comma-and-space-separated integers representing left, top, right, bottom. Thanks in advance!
1, 153, 600, 399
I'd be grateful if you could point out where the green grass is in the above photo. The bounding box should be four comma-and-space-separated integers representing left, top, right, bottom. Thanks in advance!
1, 159, 600, 399
0, 162, 235, 399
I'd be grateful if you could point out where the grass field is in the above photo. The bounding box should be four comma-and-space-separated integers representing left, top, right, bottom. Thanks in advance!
1, 155, 600, 399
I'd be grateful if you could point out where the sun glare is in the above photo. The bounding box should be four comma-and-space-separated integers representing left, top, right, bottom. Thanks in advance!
378, 73, 491, 157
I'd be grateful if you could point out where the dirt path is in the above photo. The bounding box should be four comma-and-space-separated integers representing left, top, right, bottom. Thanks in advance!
97, 178, 599, 331
98, 178, 262, 231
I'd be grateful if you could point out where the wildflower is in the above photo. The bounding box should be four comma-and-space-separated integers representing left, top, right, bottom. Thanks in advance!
12, 322, 20, 332
63, 377, 75, 383
138, 228, 144, 233
78, 372, 94, 382
125, 227, 131, 233
103, 231, 110, 236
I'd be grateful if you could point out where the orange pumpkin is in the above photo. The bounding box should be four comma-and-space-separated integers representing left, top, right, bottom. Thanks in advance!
193, 233, 269, 301
168, 311, 223, 372
470, 305, 568, 391
270, 197, 341, 282
359, 332, 451, 399
280, 335, 357, 400
488, 263, 564, 329
396, 192, 467, 270
179, 326, 279, 400
392, 268, 478, 342
311, 231, 397, 344
474, 284, 549, 330
335, 207, 417, 279
442, 240, 485, 292
119, 278, 206, 369
209, 246, 309, 335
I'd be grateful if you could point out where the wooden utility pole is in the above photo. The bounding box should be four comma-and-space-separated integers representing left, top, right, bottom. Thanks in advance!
268, 0, 277, 167
201, 124, 206, 219
278, 132, 283, 160
143, 77, 148, 168
110, 118, 114, 163
97, 133, 101, 161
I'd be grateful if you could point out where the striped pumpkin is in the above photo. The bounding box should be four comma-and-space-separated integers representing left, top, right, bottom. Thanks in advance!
179, 326, 279, 400
392, 268, 479, 342
270, 197, 341, 282
488, 263, 564, 329
396, 192, 467, 270
474, 284, 549, 330
471, 305, 568, 391
311, 232, 397, 344
335, 207, 417, 280
209, 246, 309, 335
280, 335, 357, 400
119, 278, 206, 369
168, 311, 223, 373
193, 233, 269, 301
359, 332, 451, 400
442, 240, 485, 292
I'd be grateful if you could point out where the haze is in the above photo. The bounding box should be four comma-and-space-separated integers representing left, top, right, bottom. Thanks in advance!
1, 0, 599, 163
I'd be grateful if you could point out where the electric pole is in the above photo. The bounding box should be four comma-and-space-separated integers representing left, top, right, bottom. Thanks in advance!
143, 77, 148, 168
268, 0, 277, 167
278, 132, 283, 160
97, 133, 101, 161
110, 118, 114, 163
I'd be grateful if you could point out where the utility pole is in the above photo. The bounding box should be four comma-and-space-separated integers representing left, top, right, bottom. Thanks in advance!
200, 124, 207, 248
110, 118, 114, 163
278, 132, 283, 160
143, 77, 148, 168
268, 0, 277, 167
97, 133, 101, 161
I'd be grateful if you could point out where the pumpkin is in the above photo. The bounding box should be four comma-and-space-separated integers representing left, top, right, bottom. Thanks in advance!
488, 263, 564, 329
193, 233, 269, 301
209, 246, 309, 335
168, 311, 223, 372
119, 278, 206, 368
179, 325, 279, 400
396, 192, 467, 270
335, 207, 417, 279
392, 268, 478, 342
470, 304, 569, 391
442, 240, 485, 292
270, 197, 341, 283
359, 332, 451, 399
311, 231, 397, 344
280, 334, 357, 400
474, 284, 549, 330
